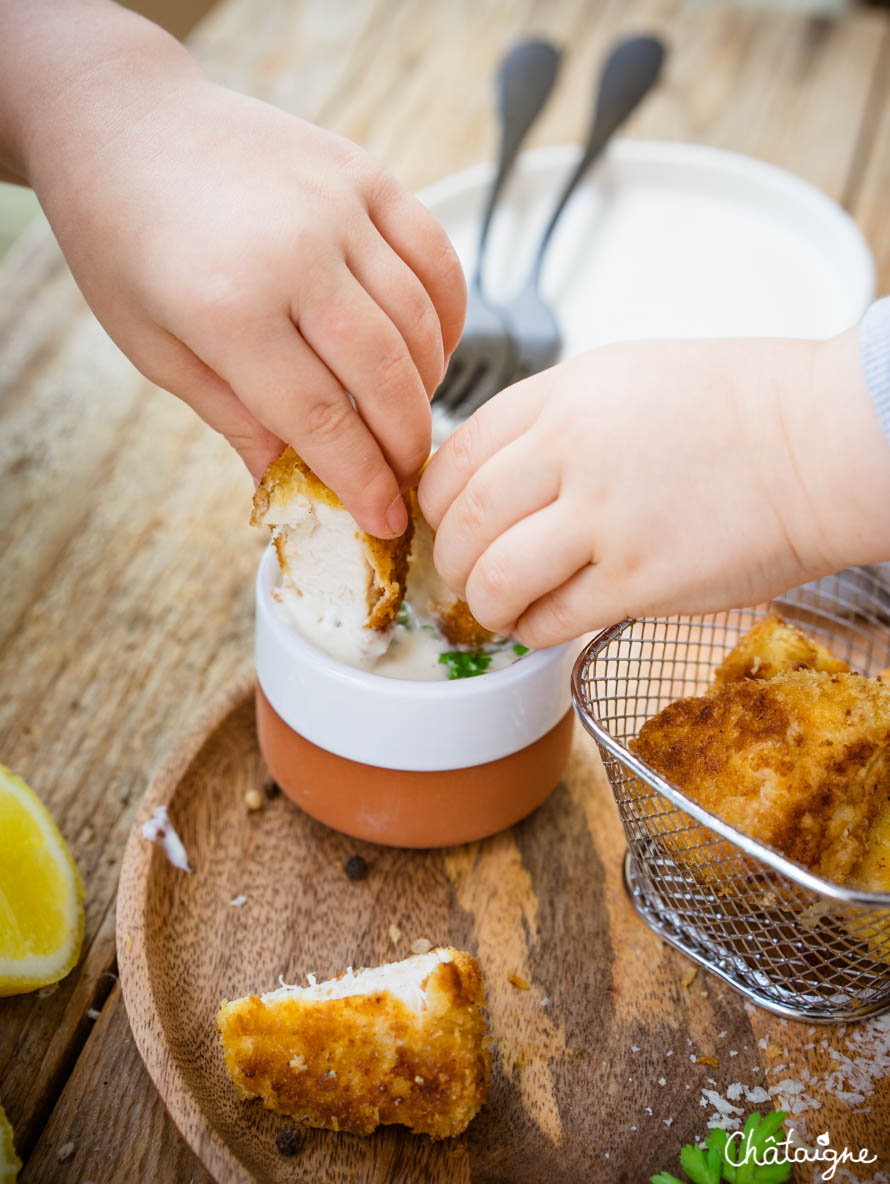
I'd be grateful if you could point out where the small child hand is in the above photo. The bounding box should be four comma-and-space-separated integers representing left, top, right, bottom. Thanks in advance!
10, 8, 464, 538
419, 331, 890, 646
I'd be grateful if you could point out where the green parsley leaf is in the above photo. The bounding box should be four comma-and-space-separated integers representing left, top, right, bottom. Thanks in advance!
679, 1140, 721, 1184
438, 651, 492, 679
396, 602, 411, 628
650, 1113, 789, 1184
732, 1112, 791, 1184
512, 643, 530, 656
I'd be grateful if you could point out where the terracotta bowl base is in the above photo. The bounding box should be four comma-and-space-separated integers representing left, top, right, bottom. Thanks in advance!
256, 685, 574, 848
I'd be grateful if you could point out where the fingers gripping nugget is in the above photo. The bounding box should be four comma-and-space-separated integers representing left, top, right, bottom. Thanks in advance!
404, 489, 497, 647
632, 669, 890, 883
251, 448, 413, 667
216, 947, 491, 1138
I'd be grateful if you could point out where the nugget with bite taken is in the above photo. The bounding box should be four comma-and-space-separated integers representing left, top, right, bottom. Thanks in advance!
216, 947, 490, 1138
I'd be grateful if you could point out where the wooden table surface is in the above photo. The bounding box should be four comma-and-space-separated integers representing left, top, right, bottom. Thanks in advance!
3, 0, 890, 1181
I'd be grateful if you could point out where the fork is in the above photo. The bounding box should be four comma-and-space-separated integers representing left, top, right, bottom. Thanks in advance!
433, 38, 561, 423
456, 34, 666, 413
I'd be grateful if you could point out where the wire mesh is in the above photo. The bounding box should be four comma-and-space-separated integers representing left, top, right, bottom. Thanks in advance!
571, 568, 890, 1021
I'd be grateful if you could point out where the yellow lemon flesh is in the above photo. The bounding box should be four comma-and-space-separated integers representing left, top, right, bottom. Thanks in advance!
0, 764, 84, 995
0, 1101, 20, 1182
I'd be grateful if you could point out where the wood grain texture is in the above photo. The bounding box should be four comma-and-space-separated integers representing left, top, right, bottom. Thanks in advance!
20, 982, 212, 1184
2, 0, 890, 1178
847, 34, 890, 292
109, 682, 772, 1183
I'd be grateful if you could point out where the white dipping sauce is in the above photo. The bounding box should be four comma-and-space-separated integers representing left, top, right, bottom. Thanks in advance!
374, 619, 523, 682
274, 592, 526, 682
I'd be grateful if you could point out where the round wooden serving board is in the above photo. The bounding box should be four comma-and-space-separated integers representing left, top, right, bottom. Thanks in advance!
116, 675, 861, 1184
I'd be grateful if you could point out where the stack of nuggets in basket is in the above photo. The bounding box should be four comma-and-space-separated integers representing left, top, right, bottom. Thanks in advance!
631, 615, 890, 893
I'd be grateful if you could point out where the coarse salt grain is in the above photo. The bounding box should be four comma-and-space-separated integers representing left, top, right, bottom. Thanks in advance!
769, 1079, 805, 1096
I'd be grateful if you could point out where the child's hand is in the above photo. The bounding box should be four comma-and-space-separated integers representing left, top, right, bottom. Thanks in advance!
419, 330, 890, 647
6, 5, 463, 539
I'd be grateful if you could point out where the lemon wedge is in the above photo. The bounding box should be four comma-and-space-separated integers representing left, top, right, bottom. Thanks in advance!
0, 764, 84, 996
0, 1101, 20, 1182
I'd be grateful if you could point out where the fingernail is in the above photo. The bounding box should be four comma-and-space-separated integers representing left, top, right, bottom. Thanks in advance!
385, 496, 408, 536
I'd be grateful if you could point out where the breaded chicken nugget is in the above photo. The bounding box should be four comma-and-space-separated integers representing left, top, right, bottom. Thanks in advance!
632, 671, 890, 883
713, 615, 849, 688
217, 947, 490, 1139
848, 796, 890, 894
845, 795, 890, 962
405, 488, 497, 647
252, 448, 413, 667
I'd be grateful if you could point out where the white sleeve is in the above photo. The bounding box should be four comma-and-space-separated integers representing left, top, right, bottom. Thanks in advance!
859, 296, 890, 446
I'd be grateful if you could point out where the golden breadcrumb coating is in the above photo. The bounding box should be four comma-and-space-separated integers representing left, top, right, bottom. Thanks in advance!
250, 446, 342, 523
713, 615, 849, 688
848, 796, 890, 893
405, 488, 495, 647
846, 795, 890, 962
632, 671, 890, 883
216, 948, 490, 1139
436, 600, 497, 648
251, 447, 412, 632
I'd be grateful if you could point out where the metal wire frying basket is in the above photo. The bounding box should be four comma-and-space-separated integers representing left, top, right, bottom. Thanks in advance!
571, 568, 890, 1022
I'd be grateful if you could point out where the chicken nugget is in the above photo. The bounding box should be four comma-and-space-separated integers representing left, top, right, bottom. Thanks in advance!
405, 488, 497, 647
632, 671, 890, 884
217, 947, 490, 1139
252, 448, 413, 667
713, 615, 848, 688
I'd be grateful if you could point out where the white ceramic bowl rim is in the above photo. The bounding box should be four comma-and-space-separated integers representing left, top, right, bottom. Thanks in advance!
416, 139, 875, 322
257, 543, 560, 697
254, 544, 576, 770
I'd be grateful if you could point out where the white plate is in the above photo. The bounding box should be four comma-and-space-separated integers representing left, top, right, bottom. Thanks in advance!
418, 141, 874, 359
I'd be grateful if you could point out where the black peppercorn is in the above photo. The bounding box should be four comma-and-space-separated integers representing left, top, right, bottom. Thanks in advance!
344, 855, 368, 881
275, 1128, 303, 1157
